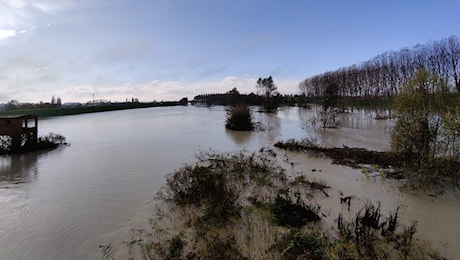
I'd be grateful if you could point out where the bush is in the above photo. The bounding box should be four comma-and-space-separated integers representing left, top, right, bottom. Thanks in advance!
270, 195, 320, 227
163, 165, 239, 224
38, 132, 67, 145
225, 105, 253, 131
391, 69, 460, 184
392, 69, 446, 161
335, 202, 443, 259
0, 135, 12, 154
166, 236, 184, 259
282, 230, 327, 260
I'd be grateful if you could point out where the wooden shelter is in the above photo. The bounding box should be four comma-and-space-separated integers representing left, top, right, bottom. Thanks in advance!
0, 115, 38, 153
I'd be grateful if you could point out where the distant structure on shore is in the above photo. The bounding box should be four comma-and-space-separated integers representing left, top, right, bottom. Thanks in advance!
0, 115, 38, 153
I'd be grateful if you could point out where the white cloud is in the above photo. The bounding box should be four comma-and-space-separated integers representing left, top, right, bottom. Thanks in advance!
30, 1, 70, 13
34, 65, 49, 72
0, 74, 302, 103
4, 0, 27, 9
46, 77, 301, 103
0, 29, 16, 39
0, 0, 81, 35
0, 28, 27, 41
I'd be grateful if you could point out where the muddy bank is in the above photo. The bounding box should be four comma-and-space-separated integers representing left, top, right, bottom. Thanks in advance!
274, 139, 401, 168
274, 139, 460, 189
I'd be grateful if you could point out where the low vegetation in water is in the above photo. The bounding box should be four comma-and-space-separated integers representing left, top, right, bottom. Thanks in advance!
274, 139, 401, 169
225, 105, 254, 131
0, 132, 68, 155
103, 150, 444, 259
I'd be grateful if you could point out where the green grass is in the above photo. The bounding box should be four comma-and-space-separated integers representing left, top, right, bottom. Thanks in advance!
0, 102, 186, 118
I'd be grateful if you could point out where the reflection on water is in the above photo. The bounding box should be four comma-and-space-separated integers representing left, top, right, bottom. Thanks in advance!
0, 106, 458, 259
0, 153, 39, 185
226, 129, 252, 144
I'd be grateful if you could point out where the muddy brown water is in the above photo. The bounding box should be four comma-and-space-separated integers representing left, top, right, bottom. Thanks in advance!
0, 106, 458, 259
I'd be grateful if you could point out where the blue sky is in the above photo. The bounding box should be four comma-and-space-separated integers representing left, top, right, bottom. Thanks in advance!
1, 0, 459, 103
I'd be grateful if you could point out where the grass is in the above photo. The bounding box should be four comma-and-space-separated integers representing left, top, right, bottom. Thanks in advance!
0, 102, 186, 118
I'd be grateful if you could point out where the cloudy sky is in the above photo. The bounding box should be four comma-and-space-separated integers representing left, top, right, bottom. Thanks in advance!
1, 0, 459, 103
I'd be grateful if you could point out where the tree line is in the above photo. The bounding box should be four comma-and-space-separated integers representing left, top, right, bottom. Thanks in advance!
3, 95, 62, 110
299, 35, 460, 98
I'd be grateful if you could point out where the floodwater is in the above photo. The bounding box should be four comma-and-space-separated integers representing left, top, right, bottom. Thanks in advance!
0, 105, 458, 259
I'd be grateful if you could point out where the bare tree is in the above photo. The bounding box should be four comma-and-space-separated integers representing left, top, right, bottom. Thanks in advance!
299, 36, 460, 98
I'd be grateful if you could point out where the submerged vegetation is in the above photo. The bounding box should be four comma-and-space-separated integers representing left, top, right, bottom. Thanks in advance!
225, 105, 254, 131
274, 139, 401, 169
0, 132, 68, 155
104, 151, 444, 259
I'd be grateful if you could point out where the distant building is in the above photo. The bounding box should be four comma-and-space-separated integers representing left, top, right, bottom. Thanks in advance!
0, 115, 38, 153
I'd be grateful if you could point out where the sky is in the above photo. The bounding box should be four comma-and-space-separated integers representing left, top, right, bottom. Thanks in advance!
1, 0, 459, 103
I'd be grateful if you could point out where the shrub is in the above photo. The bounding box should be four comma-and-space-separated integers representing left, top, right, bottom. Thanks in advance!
335, 202, 443, 259
38, 132, 68, 145
166, 236, 184, 260
163, 165, 239, 224
282, 230, 327, 260
270, 195, 320, 227
197, 236, 245, 260
0, 135, 12, 154
225, 105, 253, 131
391, 69, 450, 164
391, 69, 460, 185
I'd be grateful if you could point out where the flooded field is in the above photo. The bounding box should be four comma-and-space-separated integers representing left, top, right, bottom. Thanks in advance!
0, 105, 458, 259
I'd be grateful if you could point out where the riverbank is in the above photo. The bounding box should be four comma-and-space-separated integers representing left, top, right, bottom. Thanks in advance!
0, 101, 187, 118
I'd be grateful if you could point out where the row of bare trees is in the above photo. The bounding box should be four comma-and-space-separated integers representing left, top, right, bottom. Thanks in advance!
299, 35, 460, 98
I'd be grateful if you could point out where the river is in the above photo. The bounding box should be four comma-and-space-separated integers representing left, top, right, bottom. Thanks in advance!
0, 105, 458, 259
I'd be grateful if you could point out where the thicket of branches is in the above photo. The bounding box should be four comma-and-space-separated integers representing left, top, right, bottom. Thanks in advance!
390, 69, 460, 185
300, 35, 460, 98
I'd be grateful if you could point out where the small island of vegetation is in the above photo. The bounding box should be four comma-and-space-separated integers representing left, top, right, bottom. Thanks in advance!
225, 105, 254, 131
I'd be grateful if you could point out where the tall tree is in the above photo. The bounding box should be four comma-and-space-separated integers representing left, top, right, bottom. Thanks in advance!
299, 36, 460, 98
256, 76, 278, 111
